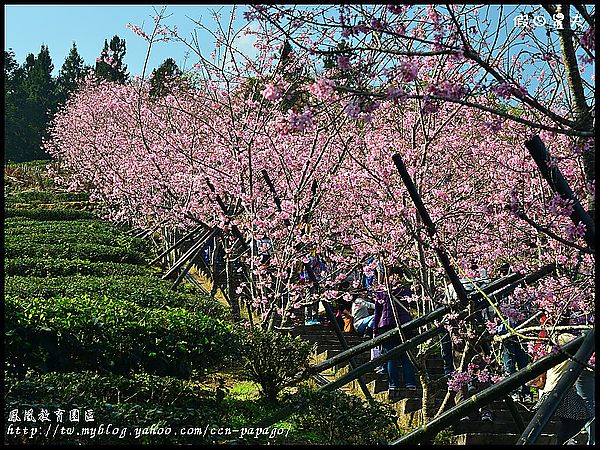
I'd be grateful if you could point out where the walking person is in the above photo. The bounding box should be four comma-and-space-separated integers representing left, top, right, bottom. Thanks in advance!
373, 266, 417, 400
299, 252, 327, 325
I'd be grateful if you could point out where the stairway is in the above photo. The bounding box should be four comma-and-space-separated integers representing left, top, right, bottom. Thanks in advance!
290, 318, 575, 445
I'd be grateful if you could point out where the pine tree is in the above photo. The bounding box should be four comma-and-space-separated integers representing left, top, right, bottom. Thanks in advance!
149, 58, 182, 97
8, 45, 58, 161
95, 35, 128, 83
4, 50, 33, 162
56, 42, 86, 104
23, 44, 56, 114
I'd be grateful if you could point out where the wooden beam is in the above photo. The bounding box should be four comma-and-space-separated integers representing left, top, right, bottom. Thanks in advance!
391, 333, 586, 444
525, 136, 595, 249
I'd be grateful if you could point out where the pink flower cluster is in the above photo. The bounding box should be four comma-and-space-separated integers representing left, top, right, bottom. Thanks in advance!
261, 83, 284, 101
548, 194, 574, 217
386, 86, 408, 103
385, 59, 420, 83
343, 99, 361, 119
564, 222, 586, 242
447, 371, 471, 392
580, 27, 595, 52
484, 118, 503, 132
127, 23, 150, 41
343, 98, 379, 122
388, 5, 406, 15
421, 95, 439, 114
428, 80, 466, 99
308, 77, 337, 101
287, 108, 314, 131
336, 55, 351, 70
492, 82, 527, 99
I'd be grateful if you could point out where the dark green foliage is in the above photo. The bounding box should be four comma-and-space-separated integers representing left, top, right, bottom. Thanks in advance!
56, 42, 86, 105
5, 41, 84, 163
5, 227, 149, 255
4, 50, 32, 162
4, 239, 147, 264
288, 386, 399, 444
4, 48, 52, 162
4, 207, 95, 220
239, 328, 314, 401
5, 189, 90, 204
150, 58, 183, 97
433, 427, 458, 444
95, 35, 128, 83
5, 275, 228, 317
5, 217, 125, 237
5, 294, 236, 378
22, 45, 56, 112
5, 372, 215, 409
4, 257, 154, 277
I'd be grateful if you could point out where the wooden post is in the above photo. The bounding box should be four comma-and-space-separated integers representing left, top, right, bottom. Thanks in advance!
261, 169, 290, 227
525, 135, 595, 249
504, 394, 526, 433
392, 153, 470, 306
308, 264, 554, 377
391, 333, 586, 444
256, 264, 556, 430
150, 224, 206, 265
162, 228, 219, 279
205, 178, 249, 251
172, 245, 204, 289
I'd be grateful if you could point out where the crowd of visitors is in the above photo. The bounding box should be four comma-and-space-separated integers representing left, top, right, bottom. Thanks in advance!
295, 254, 594, 445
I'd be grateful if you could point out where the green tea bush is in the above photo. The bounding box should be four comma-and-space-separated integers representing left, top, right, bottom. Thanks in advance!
5, 372, 214, 409
5, 275, 229, 317
5, 294, 236, 378
287, 386, 399, 444
5, 239, 147, 264
5, 218, 120, 235
5, 218, 150, 254
5, 220, 147, 252
5, 257, 154, 277
5, 227, 148, 251
4, 207, 95, 220
239, 328, 314, 401
5, 190, 90, 204
175, 281, 232, 321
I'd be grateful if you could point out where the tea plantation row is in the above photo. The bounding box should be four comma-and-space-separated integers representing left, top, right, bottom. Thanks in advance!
4, 180, 401, 445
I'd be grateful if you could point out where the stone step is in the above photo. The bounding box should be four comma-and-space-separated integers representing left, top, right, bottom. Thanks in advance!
455, 433, 557, 445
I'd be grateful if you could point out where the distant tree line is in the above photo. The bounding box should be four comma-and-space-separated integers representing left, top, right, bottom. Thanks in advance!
4, 35, 181, 163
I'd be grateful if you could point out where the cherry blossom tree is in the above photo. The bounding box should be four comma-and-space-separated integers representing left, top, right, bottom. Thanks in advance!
44, 5, 594, 410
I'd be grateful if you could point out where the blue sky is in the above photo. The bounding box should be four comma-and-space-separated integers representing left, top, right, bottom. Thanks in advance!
4, 4, 254, 75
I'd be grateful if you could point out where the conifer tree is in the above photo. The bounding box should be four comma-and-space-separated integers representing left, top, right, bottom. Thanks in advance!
57, 42, 86, 104
95, 35, 128, 83
149, 58, 182, 97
